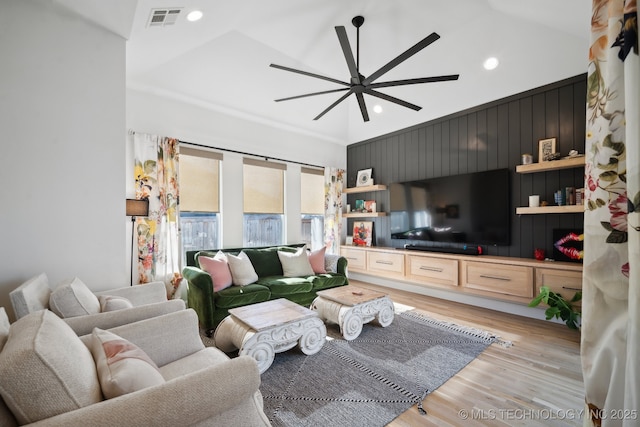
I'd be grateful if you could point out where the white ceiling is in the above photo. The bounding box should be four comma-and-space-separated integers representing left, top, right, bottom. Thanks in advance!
60, 0, 591, 145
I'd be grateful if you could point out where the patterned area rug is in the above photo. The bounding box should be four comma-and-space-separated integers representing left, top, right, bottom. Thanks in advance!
259, 310, 497, 427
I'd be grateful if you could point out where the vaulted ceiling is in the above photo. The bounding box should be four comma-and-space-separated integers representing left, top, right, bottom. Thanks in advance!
58, 0, 591, 145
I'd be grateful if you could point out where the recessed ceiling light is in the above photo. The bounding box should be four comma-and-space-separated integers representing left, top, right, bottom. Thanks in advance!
373, 105, 383, 114
483, 57, 499, 70
186, 10, 203, 22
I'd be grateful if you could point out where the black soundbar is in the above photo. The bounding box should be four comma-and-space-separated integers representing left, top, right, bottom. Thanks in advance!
402, 244, 483, 255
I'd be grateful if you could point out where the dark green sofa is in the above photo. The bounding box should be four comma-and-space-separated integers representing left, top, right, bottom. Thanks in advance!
182, 244, 348, 336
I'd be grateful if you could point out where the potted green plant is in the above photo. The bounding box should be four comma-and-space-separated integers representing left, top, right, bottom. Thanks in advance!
529, 286, 582, 330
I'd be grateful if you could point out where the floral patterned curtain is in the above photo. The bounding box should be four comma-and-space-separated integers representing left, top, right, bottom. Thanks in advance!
582, 1, 638, 425
133, 133, 182, 299
324, 167, 344, 255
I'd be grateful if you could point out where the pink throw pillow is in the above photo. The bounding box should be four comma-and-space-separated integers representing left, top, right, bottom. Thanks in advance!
308, 247, 327, 274
198, 251, 233, 292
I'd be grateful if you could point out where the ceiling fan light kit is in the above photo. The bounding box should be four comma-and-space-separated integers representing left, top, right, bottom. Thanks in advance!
270, 16, 459, 122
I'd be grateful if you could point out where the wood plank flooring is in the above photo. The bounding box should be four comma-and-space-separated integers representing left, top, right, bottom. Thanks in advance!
348, 279, 584, 427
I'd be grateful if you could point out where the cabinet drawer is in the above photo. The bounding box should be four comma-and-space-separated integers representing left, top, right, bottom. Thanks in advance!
535, 268, 582, 305
463, 262, 534, 298
340, 247, 366, 271
407, 255, 458, 287
367, 251, 405, 276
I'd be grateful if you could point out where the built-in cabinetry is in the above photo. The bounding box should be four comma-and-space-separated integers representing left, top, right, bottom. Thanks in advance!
340, 246, 583, 306
515, 156, 585, 214
343, 185, 387, 218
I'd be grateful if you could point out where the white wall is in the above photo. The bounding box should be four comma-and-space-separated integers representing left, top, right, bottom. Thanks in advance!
126, 89, 347, 248
0, 0, 126, 319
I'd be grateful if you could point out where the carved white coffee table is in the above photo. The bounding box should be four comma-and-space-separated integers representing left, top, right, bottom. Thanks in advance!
214, 298, 326, 374
311, 285, 394, 340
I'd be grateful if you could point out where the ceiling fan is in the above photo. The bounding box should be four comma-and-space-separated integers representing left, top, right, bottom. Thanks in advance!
270, 16, 459, 122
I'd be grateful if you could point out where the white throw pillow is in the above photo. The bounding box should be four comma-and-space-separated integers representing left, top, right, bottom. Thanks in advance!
226, 251, 259, 286
89, 328, 165, 399
49, 277, 100, 318
0, 310, 102, 424
278, 247, 315, 277
98, 295, 134, 312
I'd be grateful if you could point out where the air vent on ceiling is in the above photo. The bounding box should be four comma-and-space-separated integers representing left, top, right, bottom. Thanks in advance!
147, 8, 182, 27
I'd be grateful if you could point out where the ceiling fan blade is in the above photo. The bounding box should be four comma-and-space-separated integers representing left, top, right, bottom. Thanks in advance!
335, 26, 360, 84
370, 74, 459, 89
355, 92, 370, 122
314, 90, 353, 120
275, 87, 350, 102
362, 32, 441, 85
270, 63, 350, 87
364, 89, 422, 111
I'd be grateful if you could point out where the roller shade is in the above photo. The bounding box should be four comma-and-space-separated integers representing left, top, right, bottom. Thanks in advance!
180, 149, 222, 212
301, 167, 325, 215
243, 158, 286, 214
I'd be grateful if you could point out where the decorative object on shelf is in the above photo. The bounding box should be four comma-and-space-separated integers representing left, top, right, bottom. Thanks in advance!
565, 187, 576, 205
529, 195, 540, 207
345, 235, 353, 245
554, 190, 566, 206
364, 200, 377, 212
575, 188, 585, 205
563, 149, 583, 159
353, 221, 373, 247
356, 168, 373, 187
540, 200, 549, 207
521, 153, 533, 165
346, 204, 351, 213
553, 229, 584, 263
355, 199, 365, 212
538, 137, 557, 162
534, 248, 546, 261
543, 152, 562, 161
528, 286, 581, 330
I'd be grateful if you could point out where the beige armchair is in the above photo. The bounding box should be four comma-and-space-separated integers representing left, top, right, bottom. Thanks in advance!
9, 273, 185, 335
0, 308, 271, 426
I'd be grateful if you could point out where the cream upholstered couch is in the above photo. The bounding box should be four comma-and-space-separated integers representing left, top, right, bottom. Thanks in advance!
9, 273, 185, 335
0, 307, 271, 426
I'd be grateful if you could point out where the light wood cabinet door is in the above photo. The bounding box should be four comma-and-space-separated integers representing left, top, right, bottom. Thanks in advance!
406, 255, 458, 287
367, 251, 405, 279
340, 247, 366, 271
463, 261, 534, 298
535, 268, 582, 306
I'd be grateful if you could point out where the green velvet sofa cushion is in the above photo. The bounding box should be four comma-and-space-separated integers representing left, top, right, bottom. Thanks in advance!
243, 248, 283, 277
214, 284, 271, 309
310, 273, 348, 291
256, 276, 314, 296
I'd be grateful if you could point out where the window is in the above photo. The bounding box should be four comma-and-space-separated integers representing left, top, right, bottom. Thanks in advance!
179, 147, 222, 260
243, 158, 285, 246
301, 167, 325, 250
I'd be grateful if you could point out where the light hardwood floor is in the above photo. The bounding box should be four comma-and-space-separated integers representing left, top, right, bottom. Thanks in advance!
348, 279, 584, 427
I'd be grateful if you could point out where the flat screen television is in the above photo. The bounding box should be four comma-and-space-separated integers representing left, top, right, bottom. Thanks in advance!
389, 168, 511, 247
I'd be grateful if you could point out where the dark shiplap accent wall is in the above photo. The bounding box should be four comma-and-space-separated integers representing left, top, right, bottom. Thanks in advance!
346, 74, 586, 259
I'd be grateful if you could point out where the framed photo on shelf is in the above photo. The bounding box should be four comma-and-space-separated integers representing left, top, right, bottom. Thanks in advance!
538, 138, 556, 162
356, 168, 373, 187
353, 221, 373, 247
364, 200, 377, 212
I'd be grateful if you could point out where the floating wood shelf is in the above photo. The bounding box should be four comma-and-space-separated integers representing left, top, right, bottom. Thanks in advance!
516, 205, 584, 214
344, 184, 387, 194
515, 156, 585, 174
343, 212, 387, 218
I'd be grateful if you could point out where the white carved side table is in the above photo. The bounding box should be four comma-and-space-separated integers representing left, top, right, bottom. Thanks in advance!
311, 285, 395, 341
214, 298, 326, 374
